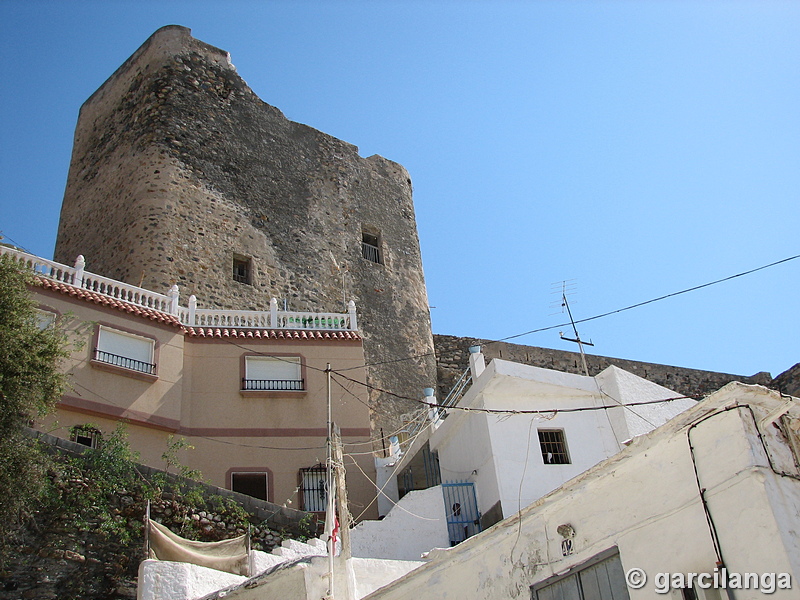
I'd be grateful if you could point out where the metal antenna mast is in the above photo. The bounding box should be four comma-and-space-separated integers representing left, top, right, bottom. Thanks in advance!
554, 281, 594, 376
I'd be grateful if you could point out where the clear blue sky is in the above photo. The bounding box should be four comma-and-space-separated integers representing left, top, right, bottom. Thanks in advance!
1, 1, 798, 379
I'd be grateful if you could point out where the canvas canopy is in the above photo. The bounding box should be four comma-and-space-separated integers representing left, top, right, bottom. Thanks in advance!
147, 518, 249, 576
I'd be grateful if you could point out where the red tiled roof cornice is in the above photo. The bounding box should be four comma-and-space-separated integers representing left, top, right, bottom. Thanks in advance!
184, 327, 361, 341
35, 277, 183, 328
34, 277, 361, 342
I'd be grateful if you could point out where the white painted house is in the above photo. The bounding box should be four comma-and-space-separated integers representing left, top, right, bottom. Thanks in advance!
364, 383, 800, 600
392, 347, 695, 539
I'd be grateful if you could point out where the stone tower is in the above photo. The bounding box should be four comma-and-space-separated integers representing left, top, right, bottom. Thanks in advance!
55, 25, 436, 439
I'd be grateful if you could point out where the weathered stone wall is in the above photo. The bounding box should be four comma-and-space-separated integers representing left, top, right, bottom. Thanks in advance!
55, 26, 435, 437
434, 334, 774, 400
773, 362, 800, 397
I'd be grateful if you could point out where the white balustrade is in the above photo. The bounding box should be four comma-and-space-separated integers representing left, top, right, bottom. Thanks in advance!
81, 270, 172, 313
192, 309, 273, 329
0, 247, 357, 331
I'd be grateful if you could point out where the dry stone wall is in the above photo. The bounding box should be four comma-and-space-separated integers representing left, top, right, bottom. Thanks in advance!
55, 26, 435, 437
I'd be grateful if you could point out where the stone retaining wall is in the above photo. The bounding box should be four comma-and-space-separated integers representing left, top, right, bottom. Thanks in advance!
28, 429, 309, 532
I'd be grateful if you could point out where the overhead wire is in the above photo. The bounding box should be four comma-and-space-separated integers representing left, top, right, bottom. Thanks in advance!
167, 254, 797, 421
494, 252, 800, 343
346, 448, 441, 523
331, 368, 702, 416
336, 252, 800, 370
54, 256, 794, 475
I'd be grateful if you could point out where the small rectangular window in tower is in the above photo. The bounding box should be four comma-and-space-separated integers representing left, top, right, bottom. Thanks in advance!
361, 231, 382, 264
233, 255, 252, 284
538, 429, 570, 464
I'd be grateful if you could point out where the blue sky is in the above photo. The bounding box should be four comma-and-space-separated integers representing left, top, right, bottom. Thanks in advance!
1, 1, 798, 379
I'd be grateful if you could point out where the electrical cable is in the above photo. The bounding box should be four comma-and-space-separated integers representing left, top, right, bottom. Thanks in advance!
496, 253, 800, 343
337, 252, 799, 370
331, 369, 701, 416
346, 451, 440, 523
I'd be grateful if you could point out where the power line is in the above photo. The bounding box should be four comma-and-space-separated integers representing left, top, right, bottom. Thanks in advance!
498, 253, 800, 343
340, 252, 799, 370
331, 369, 701, 416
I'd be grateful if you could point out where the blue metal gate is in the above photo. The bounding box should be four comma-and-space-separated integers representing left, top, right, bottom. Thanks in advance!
441, 481, 482, 545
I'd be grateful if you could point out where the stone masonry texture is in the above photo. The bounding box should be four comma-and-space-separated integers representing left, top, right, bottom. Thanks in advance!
54, 26, 436, 439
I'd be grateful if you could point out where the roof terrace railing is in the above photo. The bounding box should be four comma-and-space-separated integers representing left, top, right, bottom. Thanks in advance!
1, 246, 357, 331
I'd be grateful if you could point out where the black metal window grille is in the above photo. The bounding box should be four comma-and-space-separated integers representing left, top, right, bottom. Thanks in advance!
242, 378, 305, 391
538, 429, 571, 464
361, 232, 381, 264
299, 466, 328, 512
94, 348, 156, 375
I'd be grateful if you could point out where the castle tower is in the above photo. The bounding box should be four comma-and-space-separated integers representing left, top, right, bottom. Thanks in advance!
55, 25, 436, 439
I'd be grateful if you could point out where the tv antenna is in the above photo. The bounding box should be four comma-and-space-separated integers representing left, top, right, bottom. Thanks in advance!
551, 281, 594, 376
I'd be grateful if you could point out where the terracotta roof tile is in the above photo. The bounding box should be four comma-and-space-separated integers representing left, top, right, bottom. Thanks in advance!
184, 327, 361, 341
36, 277, 183, 328
35, 277, 361, 342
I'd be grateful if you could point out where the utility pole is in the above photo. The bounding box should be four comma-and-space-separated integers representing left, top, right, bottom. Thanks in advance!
332, 425, 351, 560
325, 363, 336, 599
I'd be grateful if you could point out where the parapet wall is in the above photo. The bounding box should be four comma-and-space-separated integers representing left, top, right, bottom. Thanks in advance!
434, 334, 774, 400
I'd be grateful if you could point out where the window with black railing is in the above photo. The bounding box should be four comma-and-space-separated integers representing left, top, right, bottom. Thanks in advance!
241, 378, 305, 391
94, 348, 156, 375
94, 326, 157, 377
243, 356, 303, 392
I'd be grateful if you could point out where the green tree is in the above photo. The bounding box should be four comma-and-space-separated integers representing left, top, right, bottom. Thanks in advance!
0, 254, 71, 543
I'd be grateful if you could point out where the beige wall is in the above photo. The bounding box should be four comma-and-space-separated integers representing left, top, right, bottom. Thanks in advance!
34, 284, 377, 520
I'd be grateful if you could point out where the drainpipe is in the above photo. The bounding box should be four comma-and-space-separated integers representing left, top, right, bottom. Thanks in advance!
468, 345, 485, 379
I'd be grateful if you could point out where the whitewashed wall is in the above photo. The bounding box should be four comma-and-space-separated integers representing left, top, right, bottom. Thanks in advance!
366, 384, 800, 600
137, 559, 247, 600
431, 359, 690, 520
350, 485, 450, 561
